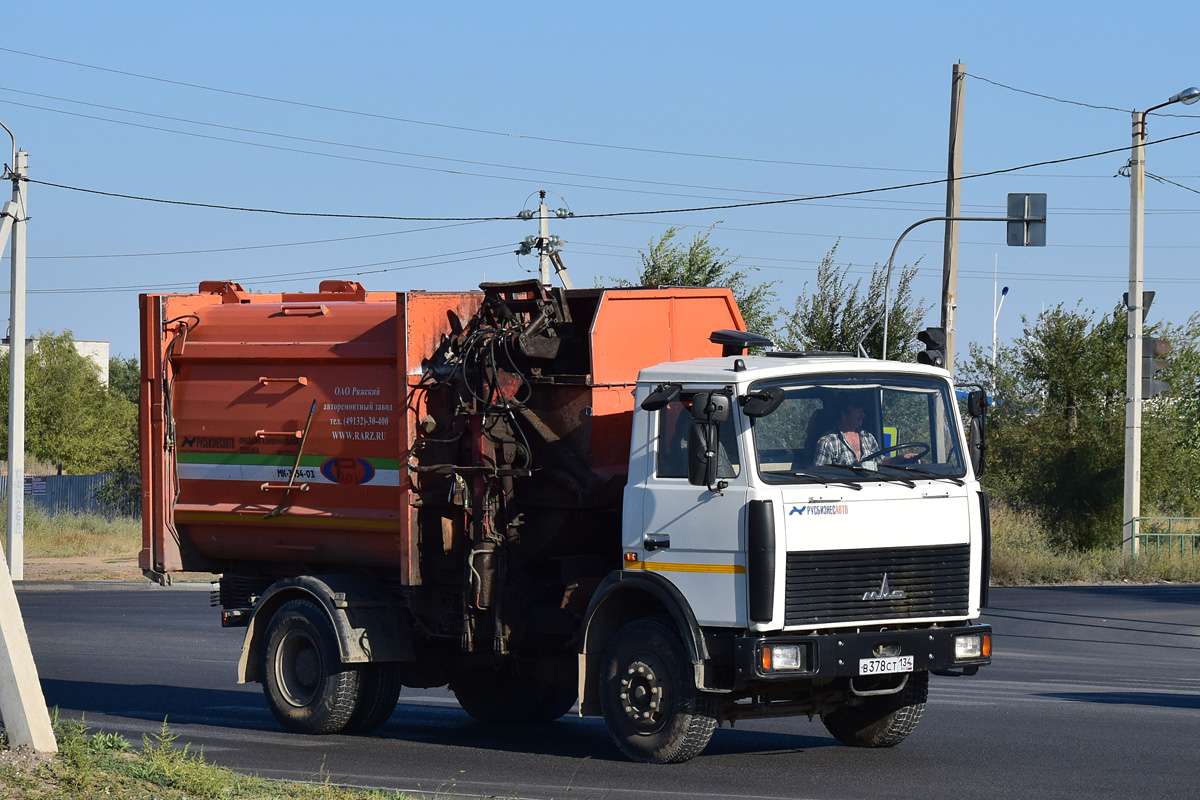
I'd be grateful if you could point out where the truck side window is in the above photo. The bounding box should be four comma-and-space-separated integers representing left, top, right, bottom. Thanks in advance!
656, 398, 740, 479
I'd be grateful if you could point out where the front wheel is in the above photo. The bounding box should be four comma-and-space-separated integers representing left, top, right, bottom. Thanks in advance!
821, 670, 929, 747
262, 598, 362, 735
599, 618, 717, 764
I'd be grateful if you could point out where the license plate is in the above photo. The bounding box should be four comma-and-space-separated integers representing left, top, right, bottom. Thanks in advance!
858, 656, 914, 676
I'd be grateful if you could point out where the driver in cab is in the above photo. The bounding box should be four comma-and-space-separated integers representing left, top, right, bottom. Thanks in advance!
813, 394, 919, 471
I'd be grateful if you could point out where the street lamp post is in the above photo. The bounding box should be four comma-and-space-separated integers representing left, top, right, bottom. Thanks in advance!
991, 285, 1009, 371
1123, 86, 1200, 556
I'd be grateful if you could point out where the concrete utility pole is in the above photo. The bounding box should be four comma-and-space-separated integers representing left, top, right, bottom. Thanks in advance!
0, 133, 56, 753
531, 190, 573, 289
1122, 87, 1200, 555
941, 62, 966, 375
538, 191, 551, 287
1124, 108, 1146, 557
6, 149, 26, 580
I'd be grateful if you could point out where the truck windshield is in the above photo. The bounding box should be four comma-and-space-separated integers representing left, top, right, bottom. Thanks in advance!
750, 374, 966, 483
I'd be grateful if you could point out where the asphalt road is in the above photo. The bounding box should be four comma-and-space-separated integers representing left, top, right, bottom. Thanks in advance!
15, 582, 1200, 800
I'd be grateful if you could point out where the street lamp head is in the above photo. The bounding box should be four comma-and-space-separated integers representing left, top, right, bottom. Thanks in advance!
1168, 87, 1200, 105
1000, 286, 1009, 297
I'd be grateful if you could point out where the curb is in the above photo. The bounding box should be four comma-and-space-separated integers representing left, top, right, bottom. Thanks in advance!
14, 579, 215, 592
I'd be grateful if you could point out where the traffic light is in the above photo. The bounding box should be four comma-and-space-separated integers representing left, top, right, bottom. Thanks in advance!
917, 327, 947, 368
1142, 337, 1171, 398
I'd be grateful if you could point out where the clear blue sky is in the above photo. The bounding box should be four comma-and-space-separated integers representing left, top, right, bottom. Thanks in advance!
2, 2, 1198, 363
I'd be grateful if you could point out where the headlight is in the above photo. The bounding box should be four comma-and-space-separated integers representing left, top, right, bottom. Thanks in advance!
761, 644, 804, 672
954, 632, 991, 660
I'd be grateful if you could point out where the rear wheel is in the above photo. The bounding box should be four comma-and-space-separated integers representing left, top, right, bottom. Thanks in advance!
344, 662, 403, 734
451, 659, 577, 724
599, 618, 717, 764
821, 670, 929, 747
262, 599, 362, 735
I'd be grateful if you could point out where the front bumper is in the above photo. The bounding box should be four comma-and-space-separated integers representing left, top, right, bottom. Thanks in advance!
732, 624, 991, 689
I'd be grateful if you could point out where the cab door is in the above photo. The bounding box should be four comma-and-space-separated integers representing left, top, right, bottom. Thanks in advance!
635, 393, 747, 627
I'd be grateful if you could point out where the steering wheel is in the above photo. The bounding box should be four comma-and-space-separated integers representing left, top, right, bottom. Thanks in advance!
855, 441, 930, 466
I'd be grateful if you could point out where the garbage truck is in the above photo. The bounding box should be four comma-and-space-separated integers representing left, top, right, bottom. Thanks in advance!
139, 278, 992, 763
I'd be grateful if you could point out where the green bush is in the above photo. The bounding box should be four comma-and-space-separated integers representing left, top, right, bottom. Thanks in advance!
989, 501, 1200, 585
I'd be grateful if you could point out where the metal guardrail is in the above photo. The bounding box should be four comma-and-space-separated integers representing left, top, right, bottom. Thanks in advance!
1134, 517, 1200, 557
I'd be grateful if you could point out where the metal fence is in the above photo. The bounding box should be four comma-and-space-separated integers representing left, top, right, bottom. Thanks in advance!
0, 473, 139, 518
1135, 516, 1200, 557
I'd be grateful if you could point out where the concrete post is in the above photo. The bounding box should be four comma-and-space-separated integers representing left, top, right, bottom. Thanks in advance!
1123, 112, 1145, 556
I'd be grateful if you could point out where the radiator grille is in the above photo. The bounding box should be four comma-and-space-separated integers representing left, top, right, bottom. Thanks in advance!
784, 544, 970, 626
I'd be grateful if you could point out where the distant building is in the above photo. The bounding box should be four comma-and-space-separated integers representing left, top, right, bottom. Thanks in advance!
0, 337, 110, 386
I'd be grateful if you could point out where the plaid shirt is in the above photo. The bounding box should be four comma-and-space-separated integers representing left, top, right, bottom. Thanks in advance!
813, 429, 881, 470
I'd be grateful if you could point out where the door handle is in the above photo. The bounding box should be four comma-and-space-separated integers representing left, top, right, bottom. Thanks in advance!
644, 533, 671, 552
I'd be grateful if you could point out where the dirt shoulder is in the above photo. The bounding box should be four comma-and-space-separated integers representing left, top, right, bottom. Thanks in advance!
22, 553, 212, 584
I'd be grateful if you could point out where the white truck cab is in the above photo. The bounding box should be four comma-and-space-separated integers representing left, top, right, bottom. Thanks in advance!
580, 348, 992, 763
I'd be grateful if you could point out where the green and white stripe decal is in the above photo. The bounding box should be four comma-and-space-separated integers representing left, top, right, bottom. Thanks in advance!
176, 452, 401, 487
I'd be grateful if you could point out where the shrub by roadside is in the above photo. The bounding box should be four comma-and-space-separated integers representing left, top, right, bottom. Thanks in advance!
19, 510, 141, 559
989, 501, 1200, 585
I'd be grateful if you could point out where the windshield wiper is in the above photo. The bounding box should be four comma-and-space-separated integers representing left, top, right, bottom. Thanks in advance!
871, 467, 916, 488
882, 464, 965, 486
774, 469, 863, 491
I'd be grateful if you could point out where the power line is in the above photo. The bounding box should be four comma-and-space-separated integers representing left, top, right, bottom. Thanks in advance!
2, 249, 513, 296
1146, 171, 1200, 196
1, 89, 1146, 190
22, 128, 1200, 224
20, 221, 486, 260
1, 86, 948, 199
967, 71, 1200, 119
966, 73, 1131, 114
567, 130, 1200, 219
570, 243, 1200, 283
0, 46, 958, 173
0, 97, 772, 204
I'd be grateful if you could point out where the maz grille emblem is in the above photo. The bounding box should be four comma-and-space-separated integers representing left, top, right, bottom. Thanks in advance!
862, 572, 907, 601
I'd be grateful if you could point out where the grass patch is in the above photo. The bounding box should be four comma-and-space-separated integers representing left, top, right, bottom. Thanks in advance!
989, 502, 1200, 585
4, 509, 140, 559
0, 715, 418, 799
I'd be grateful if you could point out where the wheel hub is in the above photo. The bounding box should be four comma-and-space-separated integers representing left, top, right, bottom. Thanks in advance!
276, 630, 321, 707
619, 658, 665, 730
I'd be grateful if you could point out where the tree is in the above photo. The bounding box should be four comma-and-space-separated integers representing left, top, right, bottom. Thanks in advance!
961, 304, 1200, 550
775, 243, 929, 360
0, 331, 137, 475
613, 224, 779, 338
108, 355, 140, 405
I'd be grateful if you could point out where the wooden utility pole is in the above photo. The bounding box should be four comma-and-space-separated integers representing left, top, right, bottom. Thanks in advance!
941, 62, 966, 375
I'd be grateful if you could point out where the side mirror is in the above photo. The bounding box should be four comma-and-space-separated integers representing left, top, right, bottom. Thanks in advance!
691, 393, 731, 423
687, 423, 712, 487
687, 392, 732, 490
740, 387, 785, 418
967, 389, 988, 418
641, 383, 681, 411
968, 416, 986, 478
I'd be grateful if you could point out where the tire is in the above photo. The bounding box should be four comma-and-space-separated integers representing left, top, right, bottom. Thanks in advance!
599, 618, 717, 764
821, 670, 929, 747
262, 598, 362, 735
532, 678, 579, 723
344, 662, 403, 734
451, 661, 576, 724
